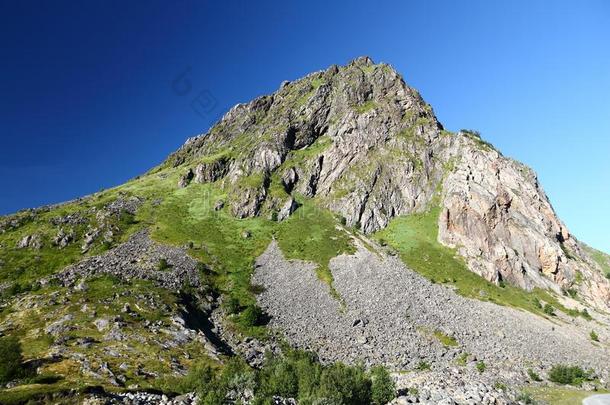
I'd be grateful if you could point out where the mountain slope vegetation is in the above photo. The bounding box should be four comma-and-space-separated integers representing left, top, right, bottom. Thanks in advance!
1, 57, 609, 404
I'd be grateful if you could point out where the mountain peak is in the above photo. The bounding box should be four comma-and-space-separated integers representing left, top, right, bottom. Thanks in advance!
164, 60, 610, 311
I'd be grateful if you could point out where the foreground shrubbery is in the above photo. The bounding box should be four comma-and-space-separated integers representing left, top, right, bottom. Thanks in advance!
548, 365, 593, 386
175, 349, 395, 405
0, 336, 24, 384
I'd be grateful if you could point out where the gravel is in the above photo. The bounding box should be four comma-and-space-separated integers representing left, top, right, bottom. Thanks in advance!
253, 239, 610, 377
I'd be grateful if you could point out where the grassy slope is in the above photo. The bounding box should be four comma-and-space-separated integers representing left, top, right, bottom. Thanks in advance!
586, 246, 610, 278
1, 131, 603, 401
525, 386, 608, 405
373, 206, 581, 317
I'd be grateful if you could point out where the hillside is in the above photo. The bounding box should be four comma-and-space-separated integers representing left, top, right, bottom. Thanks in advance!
1, 57, 610, 404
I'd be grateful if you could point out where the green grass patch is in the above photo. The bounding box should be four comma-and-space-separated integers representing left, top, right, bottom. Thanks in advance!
0, 383, 76, 405
373, 206, 575, 317
524, 386, 607, 405
586, 246, 610, 278
354, 100, 377, 114
432, 330, 458, 347
455, 352, 469, 366
276, 197, 355, 298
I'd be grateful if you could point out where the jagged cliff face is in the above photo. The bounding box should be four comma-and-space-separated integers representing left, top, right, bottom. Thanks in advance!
168, 56, 610, 310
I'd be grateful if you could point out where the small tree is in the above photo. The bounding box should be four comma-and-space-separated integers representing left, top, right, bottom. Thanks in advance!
548, 365, 592, 386
240, 305, 265, 327
223, 296, 241, 315
0, 336, 23, 384
543, 304, 555, 316
317, 363, 371, 405
157, 258, 171, 271
371, 366, 395, 405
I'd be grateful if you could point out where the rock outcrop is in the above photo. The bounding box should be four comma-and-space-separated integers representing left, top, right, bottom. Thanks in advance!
166, 56, 610, 310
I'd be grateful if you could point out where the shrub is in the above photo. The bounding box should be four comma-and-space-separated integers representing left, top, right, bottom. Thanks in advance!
590, 330, 599, 342
24, 373, 63, 385
0, 336, 24, 384
527, 368, 542, 382
157, 258, 171, 271
493, 381, 507, 391
1, 282, 34, 299
240, 305, 266, 327
581, 308, 592, 321
455, 353, 469, 366
533, 298, 542, 309
548, 365, 592, 386
256, 350, 321, 402
177, 361, 217, 393
416, 361, 431, 371
460, 129, 481, 138
248, 283, 266, 295
215, 357, 256, 403
476, 361, 486, 373
371, 366, 395, 405
223, 296, 241, 315
318, 363, 371, 405
543, 304, 555, 316
516, 392, 536, 404
565, 288, 577, 298
261, 359, 299, 398
255, 350, 378, 404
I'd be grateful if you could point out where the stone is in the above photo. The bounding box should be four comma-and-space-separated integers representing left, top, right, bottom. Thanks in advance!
17, 234, 43, 249
178, 168, 194, 188
276, 197, 298, 222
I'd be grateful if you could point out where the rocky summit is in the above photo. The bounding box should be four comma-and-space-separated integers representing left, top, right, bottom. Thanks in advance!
1, 57, 610, 404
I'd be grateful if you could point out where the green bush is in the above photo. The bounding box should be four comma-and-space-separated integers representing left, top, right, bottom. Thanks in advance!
223, 296, 241, 315
543, 304, 555, 316
548, 365, 592, 386
527, 368, 542, 382
371, 365, 395, 405
157, 258, 171, 271
240, 305, 265, 327
317, 363, 371, 405
0, 336, 24, 384
168, 349, 397, 405
260, 359, 299, 398
455, 352, 469, 366
416, 361, 431, 371
253, 350, 393, 405
169, 358, 254, 405
516, 391, 536, 404
590, 330, 599, 342
476, 360, 486, 373
533, 298, 542, 309
493, 381, 507, 391
256, 350, 322, 402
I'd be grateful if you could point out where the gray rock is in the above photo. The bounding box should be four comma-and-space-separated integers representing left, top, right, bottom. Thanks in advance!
277, 197, 298, 222
17, 234, 43, 249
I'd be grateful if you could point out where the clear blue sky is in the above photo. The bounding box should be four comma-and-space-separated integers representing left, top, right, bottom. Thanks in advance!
1, 1, 608, 252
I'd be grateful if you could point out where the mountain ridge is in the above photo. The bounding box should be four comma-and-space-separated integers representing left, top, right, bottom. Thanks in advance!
158, 55, 610, 310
